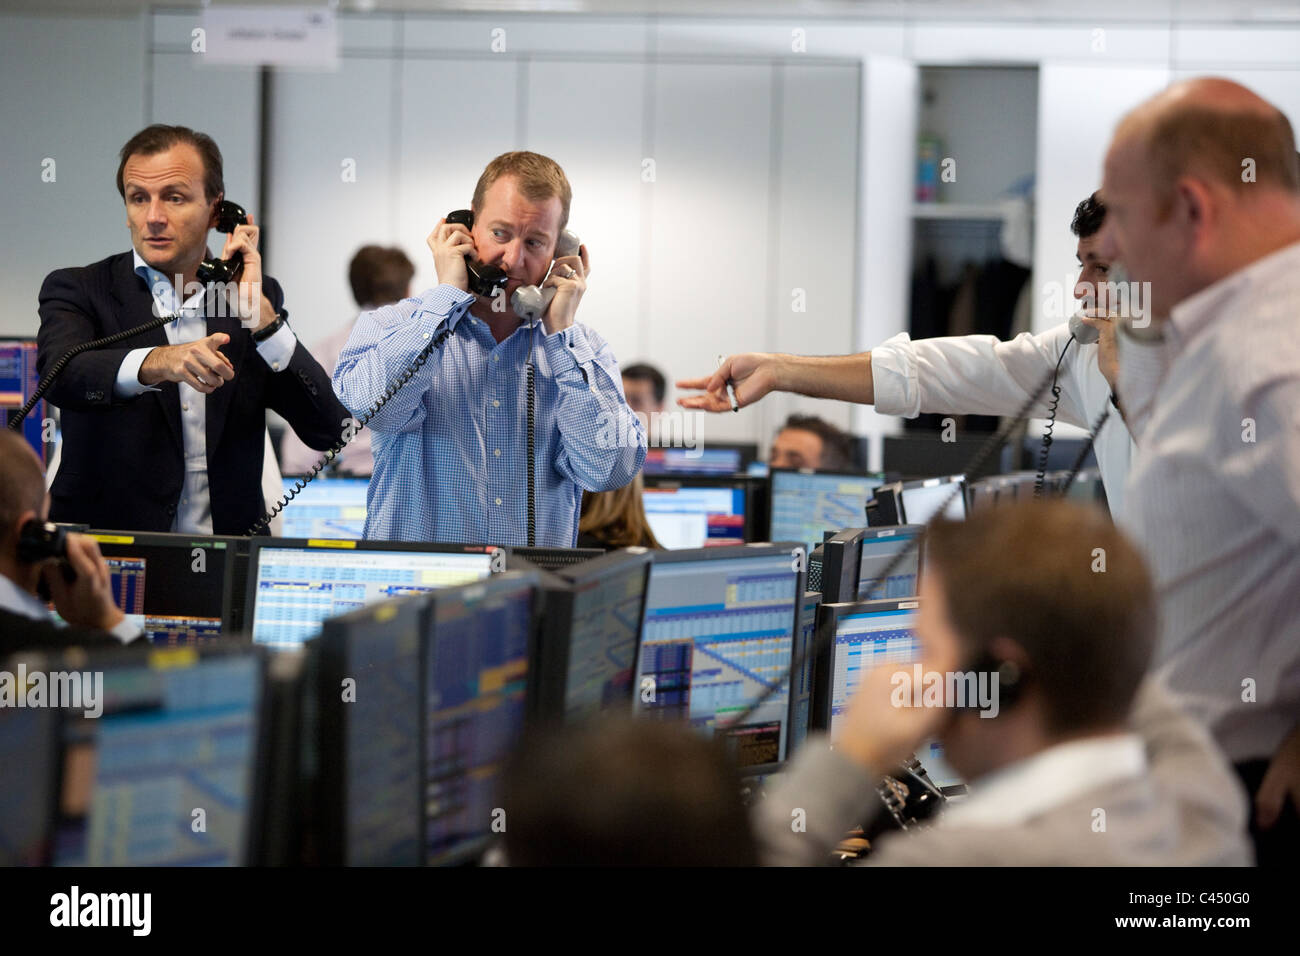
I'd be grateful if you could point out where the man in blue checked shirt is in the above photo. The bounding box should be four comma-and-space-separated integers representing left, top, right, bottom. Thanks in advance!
334, 151, 646, 547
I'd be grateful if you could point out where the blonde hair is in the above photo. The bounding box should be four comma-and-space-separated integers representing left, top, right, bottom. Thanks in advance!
579, 474, 663, 550
472, 151, 572, 232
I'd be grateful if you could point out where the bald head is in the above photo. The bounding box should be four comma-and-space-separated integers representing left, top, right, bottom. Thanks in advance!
1100, 76, 1300, 317
1115, 77, 1300, 201
0, 431, 46, 546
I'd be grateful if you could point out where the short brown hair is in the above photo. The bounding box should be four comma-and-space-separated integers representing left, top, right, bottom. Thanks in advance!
780, 414, 854, 471
348, 245, 415, 308
472, 151, 572, 234
116, 124, 224, 202
924, 501, 1156, 735
0, 431, 46, 540
1143, 102, 1300, 207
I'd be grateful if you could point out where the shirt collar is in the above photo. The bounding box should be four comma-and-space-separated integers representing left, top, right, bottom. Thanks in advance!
941, 733, 1147, 829
132, 248, 207, 316
1167, 238, 1300, 344
0, 572, 55, 622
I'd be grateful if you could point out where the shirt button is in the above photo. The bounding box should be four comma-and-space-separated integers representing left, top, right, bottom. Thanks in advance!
182, 402, 189, 411
423, 333, 431, 340
492, 399, 500, 408
272, 361, 281, 370
494, 449, 501, 457
494, 497, 502, 506
493, 355, 499, 363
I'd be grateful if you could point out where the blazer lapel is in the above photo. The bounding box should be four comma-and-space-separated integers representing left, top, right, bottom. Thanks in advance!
111, 254, 183, 456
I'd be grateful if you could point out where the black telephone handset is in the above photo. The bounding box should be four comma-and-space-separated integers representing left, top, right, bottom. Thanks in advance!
196, 200, 249, 284
445, 209, 509, 298
19, 520, 75, 604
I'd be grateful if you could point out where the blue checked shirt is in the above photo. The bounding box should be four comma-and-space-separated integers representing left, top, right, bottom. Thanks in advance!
333, 285, 646, 547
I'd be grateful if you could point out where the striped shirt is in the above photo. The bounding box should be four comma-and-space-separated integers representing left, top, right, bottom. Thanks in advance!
1119, 239, 1300, 764
333, 285, 645, 547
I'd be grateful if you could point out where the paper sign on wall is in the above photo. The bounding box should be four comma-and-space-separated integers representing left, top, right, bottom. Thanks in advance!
201, 6, 339, 69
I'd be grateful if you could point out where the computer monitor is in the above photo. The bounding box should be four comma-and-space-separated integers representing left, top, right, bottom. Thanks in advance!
768, 468, 887, 553
86, 531, 239, 644
0, 651, 60, 866
642, 475, 754, 548
533, 549, 653, 723
245, 538, 501, 648
883, 433, 1002, 481
424, 572, 539, 866
0, 339, 46, 465
867, 475, 967, 527
635, 543, 806, 773
278, 476, 369, 539
50, 643, 267, 866
810, 528, 869, 604
813, 598, 921, 733
317, 596, 426, 866
856, 525, 925, 601
787, 591, 822, 759
642, 447, 743, 476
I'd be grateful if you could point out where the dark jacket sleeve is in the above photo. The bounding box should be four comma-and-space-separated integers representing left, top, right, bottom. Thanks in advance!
37, 266, 141, 411
0, 608, 124, 657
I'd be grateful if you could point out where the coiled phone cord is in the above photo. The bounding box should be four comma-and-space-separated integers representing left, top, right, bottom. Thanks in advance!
1033, 334, 1076, 498
248, 325, 453, 535
526, 322, 537, 548
6, 314, 175, 431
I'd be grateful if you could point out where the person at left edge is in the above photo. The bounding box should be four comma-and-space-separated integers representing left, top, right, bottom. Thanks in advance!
36, 125, 350, 535
333, 151, 646, 546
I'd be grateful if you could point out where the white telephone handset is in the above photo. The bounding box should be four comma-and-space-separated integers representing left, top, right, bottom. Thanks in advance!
1069, 310, 1101, 345
511, 230, 582, 323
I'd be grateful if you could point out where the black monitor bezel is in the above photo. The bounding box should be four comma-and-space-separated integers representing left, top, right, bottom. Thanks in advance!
86, 529, 242, 643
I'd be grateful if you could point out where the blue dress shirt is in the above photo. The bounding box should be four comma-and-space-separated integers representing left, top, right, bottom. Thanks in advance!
333, 285, 646, 547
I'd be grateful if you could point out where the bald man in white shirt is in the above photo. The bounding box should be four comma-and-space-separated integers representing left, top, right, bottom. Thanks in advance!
1099, 76, 1300, 864
679, 195, 1134, 519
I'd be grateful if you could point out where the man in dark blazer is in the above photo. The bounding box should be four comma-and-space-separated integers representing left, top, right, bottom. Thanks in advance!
36, 124, 348, 535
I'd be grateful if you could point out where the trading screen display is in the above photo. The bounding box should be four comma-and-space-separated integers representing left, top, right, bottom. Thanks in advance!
249, 546, 494, 647
900, 479, 966, 525
642, 447, 742, 476
424, 580, 534, 865
857, 528, 923, 600
769, 471, 884, 552
279, 477, 369, 539
828, 604, 921, 735
642, 485, 746, 549
0, 340, 45, 464
0, 695, 57, 866
94, 535, 231, 644
330, 603, 423, 866
637, 552, 799, 768
564, 563, 647, 721
52, 649, 261, 866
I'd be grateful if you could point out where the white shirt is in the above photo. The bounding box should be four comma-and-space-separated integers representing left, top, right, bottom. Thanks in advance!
943, 733, 1147, 828
871, 325, 1134, 521
0, 572, 139, 644
113, 250, 297, 534
1118, 239, 1300, 764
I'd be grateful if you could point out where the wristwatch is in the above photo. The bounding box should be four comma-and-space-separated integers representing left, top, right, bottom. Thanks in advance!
250, 313, 286, 343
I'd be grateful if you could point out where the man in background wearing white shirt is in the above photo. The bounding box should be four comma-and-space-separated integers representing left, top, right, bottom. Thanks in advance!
678, 194, 1134, 519
1100, 76, 1300, 864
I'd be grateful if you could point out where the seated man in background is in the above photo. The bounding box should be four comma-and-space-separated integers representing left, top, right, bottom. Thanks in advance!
756, 501, 1251, 866
279, 244, 414, 477
497, 718, 757, 866
620, 362, 667, 417
769, 413, 854, 471
0, 432, 142, 654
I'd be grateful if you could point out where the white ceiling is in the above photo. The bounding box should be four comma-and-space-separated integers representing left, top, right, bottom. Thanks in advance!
4, 0, 1299, 24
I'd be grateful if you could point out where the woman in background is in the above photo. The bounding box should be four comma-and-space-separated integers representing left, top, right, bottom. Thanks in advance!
577, 474, 663, 550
